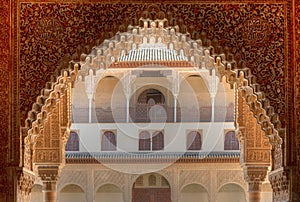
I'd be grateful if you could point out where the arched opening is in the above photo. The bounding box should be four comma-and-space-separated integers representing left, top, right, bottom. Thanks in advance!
186, 131, 202, 151
138, 130, 164, 151
138, 88, 165, 104
58, 184, 86, 202
65, 131, 79, 151
180, 183, 209, 202
95, 184, 123, 202
214, 76, 235, 122
129, 86, 174, 122
30, 184, 43, 202
71, 76, 89, 123
132, 173, 171, 202
152, 131, 164, 151
216, 183, 246, 202
179, 75, 210, 122
224, 131, 239, 150
139, 131, 151, 151
95, 76, 125, 123
101, 131, 117, 151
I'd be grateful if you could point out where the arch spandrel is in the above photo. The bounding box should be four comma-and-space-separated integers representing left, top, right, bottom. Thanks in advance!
22, 66, 78, 170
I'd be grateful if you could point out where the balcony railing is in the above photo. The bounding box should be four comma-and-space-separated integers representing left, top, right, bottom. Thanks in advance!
71, 105, 234, 123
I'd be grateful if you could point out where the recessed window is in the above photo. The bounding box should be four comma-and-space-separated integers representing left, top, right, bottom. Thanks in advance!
187, 131, 202, 150
152, 131, 164, 151
224, 131, 239, 150
139, 131, 164, 151
139, 131, 151, 151
101, 131, 116, 151
66, 131, 79, 151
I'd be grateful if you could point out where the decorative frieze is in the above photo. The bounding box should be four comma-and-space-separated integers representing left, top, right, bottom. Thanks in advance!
38, 166, 60, 182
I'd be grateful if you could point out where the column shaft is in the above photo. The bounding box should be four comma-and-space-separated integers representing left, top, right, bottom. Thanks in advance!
42, 181, 57, 202
174, 96, 177, 122
126, 97, 129, 123
211, 96, 215, 122
248, 191, 261, 202
88, 97, 92, 123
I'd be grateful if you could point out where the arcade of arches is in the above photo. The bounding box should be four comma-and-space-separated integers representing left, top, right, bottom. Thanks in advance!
1, 1, 300, 202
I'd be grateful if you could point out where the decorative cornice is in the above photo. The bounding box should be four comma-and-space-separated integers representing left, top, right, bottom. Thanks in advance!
65, 151, 240, 164
37, 165, 60, 182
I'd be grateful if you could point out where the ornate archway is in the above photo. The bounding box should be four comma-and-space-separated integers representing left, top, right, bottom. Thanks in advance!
20, 18, 286, 202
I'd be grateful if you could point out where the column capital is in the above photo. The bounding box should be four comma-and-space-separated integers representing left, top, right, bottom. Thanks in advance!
243, 166, 268, 192
243, 166, 269, 202
269, 167, 289, 201
37, 165, 60, 182
86, 93, 94, 100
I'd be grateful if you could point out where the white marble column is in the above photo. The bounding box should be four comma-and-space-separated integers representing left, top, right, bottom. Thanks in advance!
87, 94, 93, 123
126, 94, 130, 123
174, 94, 178, 122
122, 71, 133, 123
210, 94, 215, 122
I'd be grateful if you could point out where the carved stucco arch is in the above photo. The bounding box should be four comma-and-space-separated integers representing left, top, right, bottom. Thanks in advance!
21, 17, 284, 199
180, 182, 210, 193
58, 183, 86, 193
57, 170, 88, 193
130, 171, 172, 190
217, 182, 247, 194
95, 183, 124, 193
